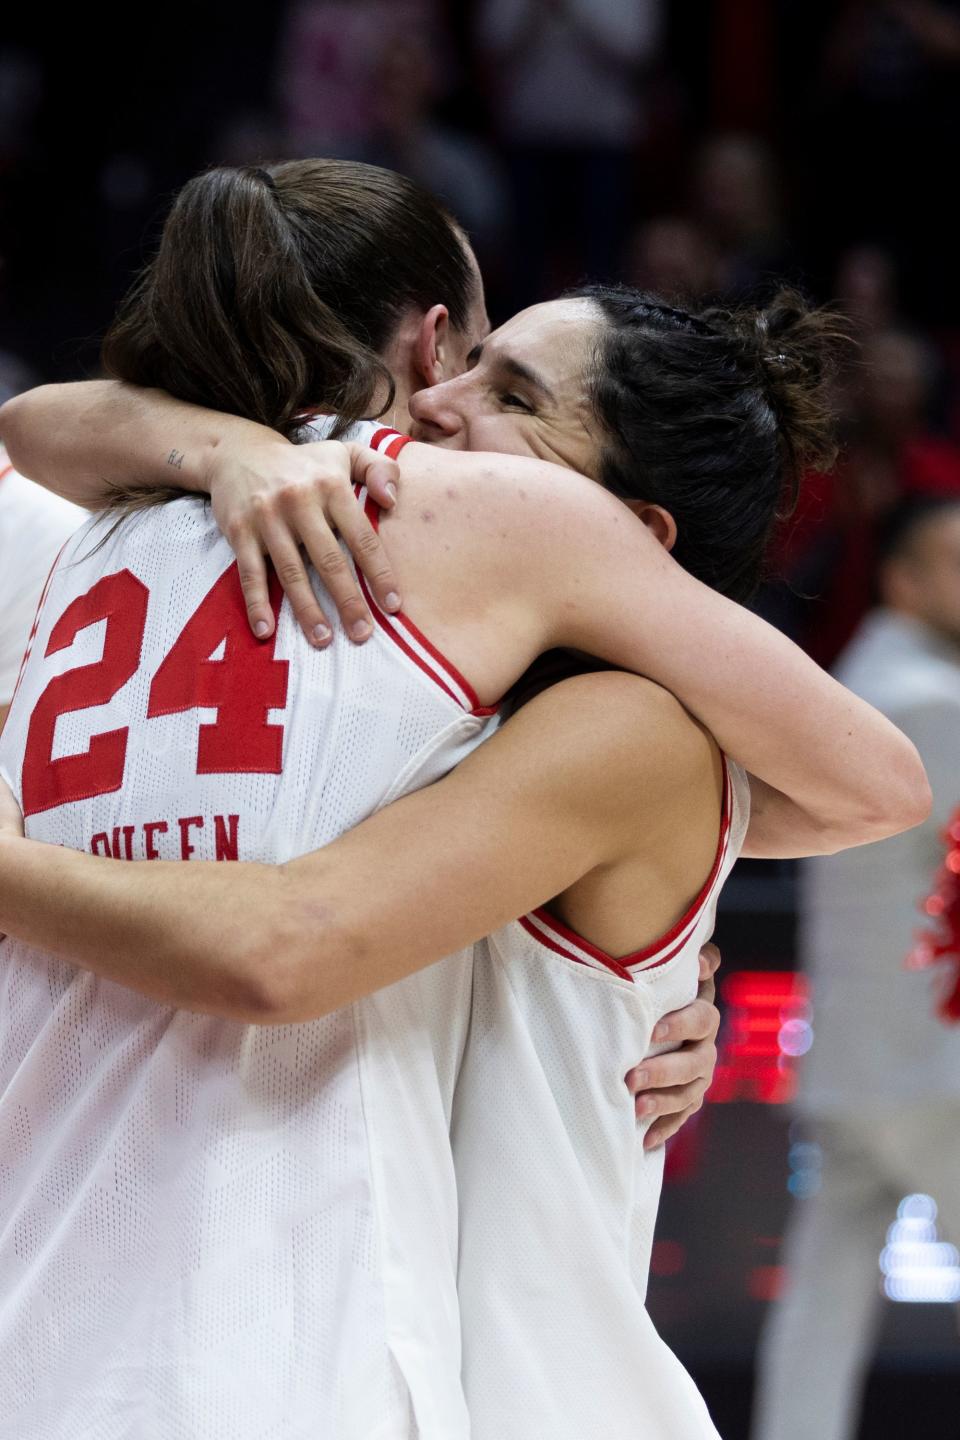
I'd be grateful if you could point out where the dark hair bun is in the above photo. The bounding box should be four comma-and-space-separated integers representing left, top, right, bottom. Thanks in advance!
573, 283, 848, 603
742, 288, 848, 483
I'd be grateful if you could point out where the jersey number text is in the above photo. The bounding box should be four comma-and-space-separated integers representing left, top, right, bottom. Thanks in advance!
21, 566, 287, 817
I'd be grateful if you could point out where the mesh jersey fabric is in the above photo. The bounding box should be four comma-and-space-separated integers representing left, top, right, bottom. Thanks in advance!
452, 760, 750, 1440
0, 421, 497, 1440
0, 457, 86, 705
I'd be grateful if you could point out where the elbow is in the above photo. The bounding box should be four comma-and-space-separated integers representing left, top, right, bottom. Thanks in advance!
0, 392, 31, 471
905, 752, 934, 830
829, 740, 932, 852
0, 385, 66, 479
234, 891, 353, 1024
871, 739, 932, 838
235, 940, 310, 1025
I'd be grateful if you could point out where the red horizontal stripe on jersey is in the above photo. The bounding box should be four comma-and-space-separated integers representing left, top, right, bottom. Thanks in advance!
369, 426, 410, 456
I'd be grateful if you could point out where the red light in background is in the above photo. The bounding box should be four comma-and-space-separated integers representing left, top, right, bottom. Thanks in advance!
748, 1264, 788, 1302
651, 1240, 687, 1277
710, 971, 811, 1104
663, 1104, 706, 1183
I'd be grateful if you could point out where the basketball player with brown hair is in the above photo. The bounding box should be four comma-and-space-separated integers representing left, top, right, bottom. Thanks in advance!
0, 161, 929, 1439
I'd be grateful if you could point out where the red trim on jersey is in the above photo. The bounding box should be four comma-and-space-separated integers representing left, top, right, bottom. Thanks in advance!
518, 913, 618, 971
368, 426, 412, 460
354, 477, 498, 717
0, 463, 13, 487
356, 566, 467, 707
524, 759, 734, 981
8, 539, 71, 710
524, 907, 638, 980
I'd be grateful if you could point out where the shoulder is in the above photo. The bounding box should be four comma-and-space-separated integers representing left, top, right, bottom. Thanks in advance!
393, 442, 657, 639
397, 441, 636, 542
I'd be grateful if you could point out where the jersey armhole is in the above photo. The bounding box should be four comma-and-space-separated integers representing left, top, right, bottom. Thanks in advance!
520, 758, 734, 982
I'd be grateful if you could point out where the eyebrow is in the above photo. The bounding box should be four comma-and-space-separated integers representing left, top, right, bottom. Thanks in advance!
466, 343, 557, 406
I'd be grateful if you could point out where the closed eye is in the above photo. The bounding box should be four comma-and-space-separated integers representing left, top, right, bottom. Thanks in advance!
500, 393, 533, 412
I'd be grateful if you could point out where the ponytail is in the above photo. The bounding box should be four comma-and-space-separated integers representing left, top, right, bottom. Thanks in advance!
102, 166, 393, 438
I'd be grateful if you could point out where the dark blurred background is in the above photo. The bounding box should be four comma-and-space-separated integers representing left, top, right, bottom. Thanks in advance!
3, 4, 960, 1437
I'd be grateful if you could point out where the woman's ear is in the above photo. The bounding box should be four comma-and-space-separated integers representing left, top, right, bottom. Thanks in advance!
415, 304, 451, 387
627, 501, 678, 552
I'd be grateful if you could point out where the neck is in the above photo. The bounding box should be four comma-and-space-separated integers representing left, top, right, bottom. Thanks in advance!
376, 337, 417, 433
374, 379, 415, 433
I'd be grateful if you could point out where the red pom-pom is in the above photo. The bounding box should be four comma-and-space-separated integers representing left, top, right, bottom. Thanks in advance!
908, 806, 960, 1025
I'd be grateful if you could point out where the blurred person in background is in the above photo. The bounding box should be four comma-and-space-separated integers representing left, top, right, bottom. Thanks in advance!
474, 0, 662, 306
827, 246, 903, 450
277, 0, 439, 157
351, 32, 510, 273
688, 133, 790, 301
833, 243, 900, 340
272, 2, 511, 278
763, 328, 960, 666
0, 449, 84, 729
813, 0, 960, 325
751, 495, 960, 1440
623, 215, 721, 306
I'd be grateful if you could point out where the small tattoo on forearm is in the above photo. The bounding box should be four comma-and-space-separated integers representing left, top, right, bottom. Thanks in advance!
167, 449, 185, 470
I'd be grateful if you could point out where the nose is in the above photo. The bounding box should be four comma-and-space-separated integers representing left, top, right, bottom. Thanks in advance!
409, 379, 467, 440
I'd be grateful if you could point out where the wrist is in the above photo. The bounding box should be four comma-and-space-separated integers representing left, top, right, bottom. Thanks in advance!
0, 830, 36, 942
199, 418, 293, 499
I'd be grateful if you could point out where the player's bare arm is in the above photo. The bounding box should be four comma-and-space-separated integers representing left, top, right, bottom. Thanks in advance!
156, 422, 929, 856
0, 382, 931, 853
0, 380, 402, 640
369, 445, 930, 854
0, 672, 722, 1130
0, 673, 717, 1018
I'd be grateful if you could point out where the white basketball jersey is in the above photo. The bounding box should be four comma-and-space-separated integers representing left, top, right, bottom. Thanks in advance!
0, 422, 497, 1440
452, 760, 750, 1440
0, 455, 86, 706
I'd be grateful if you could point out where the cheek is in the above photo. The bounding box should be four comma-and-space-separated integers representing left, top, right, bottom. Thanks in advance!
466, 414, 537, 458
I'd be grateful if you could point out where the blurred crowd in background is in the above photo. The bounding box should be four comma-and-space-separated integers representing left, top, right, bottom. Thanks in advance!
4, 0, 960, 667
2, 5, 960, 1436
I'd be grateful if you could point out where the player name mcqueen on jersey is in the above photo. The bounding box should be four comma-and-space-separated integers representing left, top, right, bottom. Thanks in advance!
89, 810, 241, 861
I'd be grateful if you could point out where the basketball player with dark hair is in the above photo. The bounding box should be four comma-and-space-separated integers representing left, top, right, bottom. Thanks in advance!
0, 161, 929, 1439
